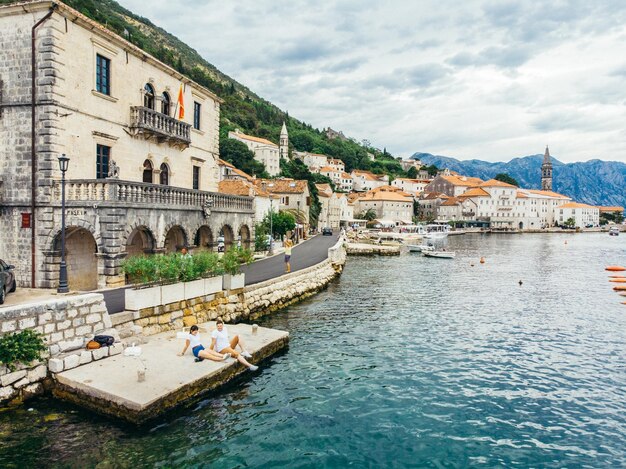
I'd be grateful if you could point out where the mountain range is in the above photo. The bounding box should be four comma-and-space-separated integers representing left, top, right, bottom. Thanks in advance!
413, 152, 626, 209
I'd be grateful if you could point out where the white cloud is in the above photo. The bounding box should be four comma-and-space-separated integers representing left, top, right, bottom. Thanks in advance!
117, 0, 626, 163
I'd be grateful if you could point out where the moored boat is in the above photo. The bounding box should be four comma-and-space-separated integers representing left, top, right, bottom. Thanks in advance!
408, 244, 435, 253
423, 250, 456, 259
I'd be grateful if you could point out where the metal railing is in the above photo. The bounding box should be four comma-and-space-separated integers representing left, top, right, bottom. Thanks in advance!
129, 106, 191, 146
52, 179, 254, 212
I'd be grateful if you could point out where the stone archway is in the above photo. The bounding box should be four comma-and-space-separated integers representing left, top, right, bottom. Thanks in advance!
194, 226, 214, 251
220, 224, 235, 249
56, 227, 98, 291
164, 225, 187, 253
238, 225, 251, 249
126, 226, 156, 256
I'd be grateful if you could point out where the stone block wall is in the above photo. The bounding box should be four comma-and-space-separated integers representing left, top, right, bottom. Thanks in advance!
0, 293, 119, 405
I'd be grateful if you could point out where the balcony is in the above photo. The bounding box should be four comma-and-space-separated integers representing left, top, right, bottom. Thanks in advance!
129, 106, 191, 148
52, 179, 254, 213
461, 210, 476, 217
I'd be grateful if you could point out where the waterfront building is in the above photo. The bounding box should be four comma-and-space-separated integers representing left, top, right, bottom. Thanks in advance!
418, 192, 450, 220
0, 1, 253, 290
351, 170, 389, 192
317, 188, 341, 229
353, 187, 413, 224
424, 174, 484, 197
228, 129, 281, 176
556, 202, 599, 228
541, 146, 553, 191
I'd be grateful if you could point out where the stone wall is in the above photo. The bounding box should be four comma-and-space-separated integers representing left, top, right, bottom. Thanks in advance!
0, 293, 119, 405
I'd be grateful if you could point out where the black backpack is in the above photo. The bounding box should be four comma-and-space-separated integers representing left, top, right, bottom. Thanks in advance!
93, 335, 115, 347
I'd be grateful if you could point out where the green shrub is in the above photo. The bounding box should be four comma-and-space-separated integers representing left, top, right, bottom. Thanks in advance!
156, 254, 183, 283
122, 255, 159, 285
220, 248, 241, 275
194, 251, 223, 277
0, 329, 47, 372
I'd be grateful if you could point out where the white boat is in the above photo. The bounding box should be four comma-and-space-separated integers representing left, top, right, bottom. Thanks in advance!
423, 224, 449, 240
423, 250, 456, 259
407, 244, 435, 253
609, 226, 620, 236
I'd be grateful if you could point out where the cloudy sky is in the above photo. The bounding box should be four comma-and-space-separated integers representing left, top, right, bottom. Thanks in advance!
117, 0, 626, 163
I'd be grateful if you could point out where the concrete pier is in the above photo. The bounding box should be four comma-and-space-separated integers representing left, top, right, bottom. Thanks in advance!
52, 322, 289, 424
346, 242, 401, 256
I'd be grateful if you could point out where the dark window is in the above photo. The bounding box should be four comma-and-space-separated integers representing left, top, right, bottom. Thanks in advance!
160, 163, 169, 185
144, 83, 155, 109
96, 54, 110, 95
96, 144, 110, 179
193, 166, 200, 190
193, 101, 201, 130
143, 159, 153, 183
161, 92, 170, 116
306, 196, 311, 206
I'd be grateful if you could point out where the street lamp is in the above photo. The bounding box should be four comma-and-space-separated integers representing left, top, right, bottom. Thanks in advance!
268, 197, 274, 254
57, 154, 70, 293
296, 200, 301, 243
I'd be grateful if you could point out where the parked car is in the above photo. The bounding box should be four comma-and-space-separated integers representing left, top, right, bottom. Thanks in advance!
0, 259, 16, 304
322, 227, 333, 236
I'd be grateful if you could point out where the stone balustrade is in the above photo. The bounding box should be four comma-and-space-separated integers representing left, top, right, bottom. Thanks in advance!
129, 106, 191, 147
52, 179, 254, 212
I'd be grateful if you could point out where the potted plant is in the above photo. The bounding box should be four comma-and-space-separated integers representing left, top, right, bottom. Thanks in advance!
194, 251, 224, 295
158, 254, 186, 304
221, 247, 249, 290
123, 256, 162, 311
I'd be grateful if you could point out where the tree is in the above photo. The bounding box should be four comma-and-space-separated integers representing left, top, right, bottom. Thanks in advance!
407, 166, 418, 179
564, 217, 576, 228
494, 173, 519, 187
219, 138, 268, 177
356, 208, 377, 221
424, 164, 439, 177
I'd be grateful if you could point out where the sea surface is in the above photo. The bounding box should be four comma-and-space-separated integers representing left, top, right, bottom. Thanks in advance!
1, 233, 625, 468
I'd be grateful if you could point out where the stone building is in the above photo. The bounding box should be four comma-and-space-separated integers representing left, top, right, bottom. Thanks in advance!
0, 1, 254, 290
541, 146, 553, 191
228, 129, 281, 176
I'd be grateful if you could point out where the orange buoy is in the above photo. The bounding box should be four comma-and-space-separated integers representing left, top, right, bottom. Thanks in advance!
480, 257, 485, 264
564, 240, 568, 244
609, 278, 626, 283
609, 275, 626, 278
606, 266, 626, 272
613, 285, 626, 291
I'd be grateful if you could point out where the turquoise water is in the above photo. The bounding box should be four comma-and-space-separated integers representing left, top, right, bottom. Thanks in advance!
1, 233, 626, 468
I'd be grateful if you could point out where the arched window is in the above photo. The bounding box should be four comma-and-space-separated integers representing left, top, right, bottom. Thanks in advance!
161, 92, 170, 116
144, 83, 155, 109
160, 163, 169, 185
142, 159, 153, 183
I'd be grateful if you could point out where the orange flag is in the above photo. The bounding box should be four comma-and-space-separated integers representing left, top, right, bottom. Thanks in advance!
177, 84, 185, 119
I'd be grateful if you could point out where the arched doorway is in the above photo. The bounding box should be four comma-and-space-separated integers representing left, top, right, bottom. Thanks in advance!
143, 160, 153, 183
164, 226, 186, 253
221, 225, 235, 249
519, 222, 524, 230
126, 226, 155, 257
194, 226, 213, 251
239, 225, 251, 249
55, 227, 98, 291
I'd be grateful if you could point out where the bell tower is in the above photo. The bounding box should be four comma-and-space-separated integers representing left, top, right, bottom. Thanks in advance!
541, 145, 553, 191
279, 121, 289, 161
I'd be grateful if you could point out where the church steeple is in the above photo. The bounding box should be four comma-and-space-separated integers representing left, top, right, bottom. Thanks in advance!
279, 121, 289, 161
541, 145, 553, 191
